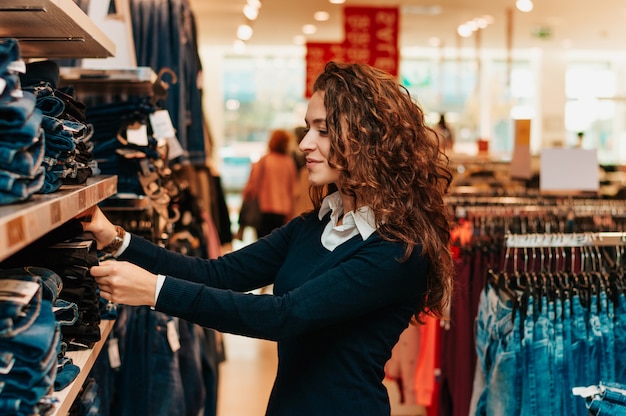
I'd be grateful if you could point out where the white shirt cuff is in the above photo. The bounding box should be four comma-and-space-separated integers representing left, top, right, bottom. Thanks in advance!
151, 274, 166, 310
111, 229, 131, 258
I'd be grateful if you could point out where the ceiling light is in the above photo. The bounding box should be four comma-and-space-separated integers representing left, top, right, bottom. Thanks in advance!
302, 24, 317, 35
243, 5, 259, 20
314, 11, 330, 21
247, 0, 261, 8
516, 0, 534, 12
457, 24, 473, 38
237, 24, 253, 41
329, 0, 345, 4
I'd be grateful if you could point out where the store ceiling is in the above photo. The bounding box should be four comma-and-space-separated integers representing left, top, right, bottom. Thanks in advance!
188, 0, 626, 52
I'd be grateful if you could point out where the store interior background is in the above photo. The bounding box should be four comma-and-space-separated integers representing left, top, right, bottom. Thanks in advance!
184, 0, 626, 196
77, 1, 626, 414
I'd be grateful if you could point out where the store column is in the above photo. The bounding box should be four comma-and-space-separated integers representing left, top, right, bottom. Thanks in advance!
531, 48, 567, 152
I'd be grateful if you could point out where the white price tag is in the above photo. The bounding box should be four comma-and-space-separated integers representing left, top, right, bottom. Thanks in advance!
165, 136, 185, 160
126, 123, 149, 146
0, 280, 39, 305
7, 60, 26, 74
166, 319, 181, 352
149, 109, 177, 139
107, 337, 121, 369
0, 78, 5, 96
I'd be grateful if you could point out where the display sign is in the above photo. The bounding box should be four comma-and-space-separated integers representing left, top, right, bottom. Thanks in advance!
540, 148, 599, 192
343, 6, 399, 76
305, 6, 399, 98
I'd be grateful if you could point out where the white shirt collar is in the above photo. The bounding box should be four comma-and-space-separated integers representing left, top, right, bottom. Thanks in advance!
318, 191, 377, 240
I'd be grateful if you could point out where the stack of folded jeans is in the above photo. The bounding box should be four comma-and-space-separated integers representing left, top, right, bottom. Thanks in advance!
0, 38, 45, 205
32, 239, 102, 351
0, 267, 64, 415
19, 60, 97, 194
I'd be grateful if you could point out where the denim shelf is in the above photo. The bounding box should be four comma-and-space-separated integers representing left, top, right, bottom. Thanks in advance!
0, 175, 118, 262
51, 319, 115, 416
59, 67, 158, 98
0, 0, 115, 59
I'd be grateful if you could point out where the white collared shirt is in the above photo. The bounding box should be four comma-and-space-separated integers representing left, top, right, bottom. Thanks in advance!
318, 191, 377, 251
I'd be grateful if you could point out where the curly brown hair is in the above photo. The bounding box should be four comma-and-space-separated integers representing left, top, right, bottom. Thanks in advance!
309, 61, 455, 321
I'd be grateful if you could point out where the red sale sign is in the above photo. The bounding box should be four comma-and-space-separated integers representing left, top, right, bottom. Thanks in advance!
343, 6, 399, 76
305, 6, 399, 97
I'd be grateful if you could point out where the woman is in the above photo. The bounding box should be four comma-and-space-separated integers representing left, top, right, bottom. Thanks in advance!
79, 61, 455, 415
237, 128, 297, 239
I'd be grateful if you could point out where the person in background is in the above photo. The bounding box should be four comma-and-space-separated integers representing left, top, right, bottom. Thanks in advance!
238, 129, 297, 239
77, 61, 455, 416
576, 131, 585, 148
434, 113, 454, 153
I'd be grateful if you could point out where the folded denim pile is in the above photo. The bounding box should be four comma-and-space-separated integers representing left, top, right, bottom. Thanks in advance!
0, 38, 45, 205
19, 59, 98, 194
29, 239, 102, 351
2, 226, 103, 353
0, 266, 67, 415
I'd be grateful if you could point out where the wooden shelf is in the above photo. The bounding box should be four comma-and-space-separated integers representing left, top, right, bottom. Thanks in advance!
59, 67, 157, 97
0, 0, 115, 58
0, 176, 117, 262
51, 319, 115, 416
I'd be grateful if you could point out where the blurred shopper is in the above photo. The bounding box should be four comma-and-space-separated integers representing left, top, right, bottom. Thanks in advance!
240, 129, 297, 239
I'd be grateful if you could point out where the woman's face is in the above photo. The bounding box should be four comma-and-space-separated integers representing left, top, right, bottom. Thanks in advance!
300, 91, 341, 187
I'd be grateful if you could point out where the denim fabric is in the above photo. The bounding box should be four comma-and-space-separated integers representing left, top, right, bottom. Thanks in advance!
0, 74, 22, 102
0, 351, 15, 375
0, 38, 21, 75
0, 274, 41, 336
0, 166, 44, 200
599, 291, 615, 383
0, 93, 36, 129
571, 293, 590, 388
0, 300, 60, 408
580, 382, 626, 416
561, 296, 584, 415
111, 306, 186, 416
521, 295, 536, 416
53, 299, 79, 327
35, 95, 65, 118
130, 0, 206, 163
615, 293, 626, 382
532, 295, 553, 414
471, 283, 521, 415
0, 104, 42, 145
36, 170, 62, 194
587, 293, 602, 384
551, 298, 565, 416
53, 362, 79, 391
0, 266, 63, 303
0, 138, 44, 179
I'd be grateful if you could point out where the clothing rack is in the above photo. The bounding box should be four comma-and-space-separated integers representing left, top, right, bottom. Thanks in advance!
506, 232, 626, 248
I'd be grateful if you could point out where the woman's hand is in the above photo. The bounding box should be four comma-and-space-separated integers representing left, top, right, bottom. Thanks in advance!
75, 206, 117, 250
90, 260, 158, 307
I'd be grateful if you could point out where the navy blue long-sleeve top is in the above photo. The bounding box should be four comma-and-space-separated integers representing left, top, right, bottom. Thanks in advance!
119, 212, 428, 415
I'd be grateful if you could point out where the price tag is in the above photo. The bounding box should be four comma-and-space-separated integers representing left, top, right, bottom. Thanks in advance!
0, 280, 39, 305
149, 109, 177, 139
126, 123, 149, 146
7, 60, 26, 74
107, 337, 121, 369
167, 319, 181, 352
